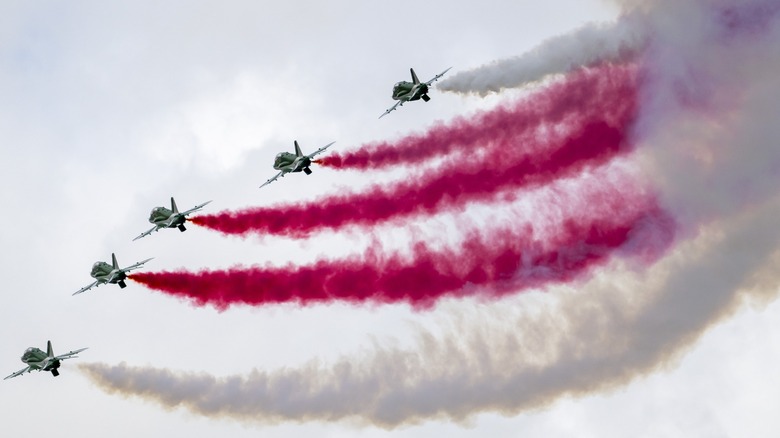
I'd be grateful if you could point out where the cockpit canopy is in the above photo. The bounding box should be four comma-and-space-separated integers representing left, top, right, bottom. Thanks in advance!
274, 152, 295, 168
91, 261, 111, 276
392, 81, 413, 98
149, 206, 171, 223
22, 347, 41, 361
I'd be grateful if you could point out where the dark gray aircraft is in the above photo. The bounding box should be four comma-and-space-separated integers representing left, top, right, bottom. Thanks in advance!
4, 341, 87, 379
133, 197, 212, 241
260, 140, 336, 188
73, 253, 153, 295
380, 67, 452, 118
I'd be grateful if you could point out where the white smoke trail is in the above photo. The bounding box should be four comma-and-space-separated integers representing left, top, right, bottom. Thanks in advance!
438, 14, 647, 96
79, 0, 780, 427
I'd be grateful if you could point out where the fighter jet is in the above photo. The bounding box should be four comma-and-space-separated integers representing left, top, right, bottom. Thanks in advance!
4, 341, 87, 380
260, 140, 336, 188
73, 253, 153, 295
380, 67, 452, 119
133, 197, 212, 241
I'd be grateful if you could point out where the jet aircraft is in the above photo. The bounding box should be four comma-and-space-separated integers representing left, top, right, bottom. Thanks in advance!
74, 253, 153, 295
4, 341, 87, 380
133, 197, 212, 241
260, 140, 336, 188
380, 67, 452, 119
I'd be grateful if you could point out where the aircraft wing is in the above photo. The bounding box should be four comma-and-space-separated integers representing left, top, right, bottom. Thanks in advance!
73, 281, 99, 296
260, 171, 284, 189
120, 258, 154, 273
4, 366, 32, 380
425, 67, 452, 85
55, 347, 88, 361
306, 141, 336, 159
132, 225, 159, 241
179, 200, 213, 217
379, 101, 402, 119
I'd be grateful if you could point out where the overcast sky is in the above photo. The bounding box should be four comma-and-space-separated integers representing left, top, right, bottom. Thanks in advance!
2, 1, 780, 437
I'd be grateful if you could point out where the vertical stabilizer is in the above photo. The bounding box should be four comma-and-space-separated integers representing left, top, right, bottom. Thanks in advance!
294, 140, 303, 157
47, 340, 53, 357
410, 68, 420, 85
111, 253, 119, 270
171, 197, 179, 214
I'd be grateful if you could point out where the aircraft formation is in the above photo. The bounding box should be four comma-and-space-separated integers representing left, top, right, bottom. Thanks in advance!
4, 66, 451, 381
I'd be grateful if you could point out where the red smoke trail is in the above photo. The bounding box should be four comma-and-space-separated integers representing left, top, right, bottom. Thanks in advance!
134, 183, 676, 310
318, 63, 637, 170
193, 118, 634, 238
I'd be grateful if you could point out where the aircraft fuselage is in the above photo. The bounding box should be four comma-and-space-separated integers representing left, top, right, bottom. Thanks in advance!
90, 262, 127, 285
392, 81, 428, 102
20, 348, 58, 372
273, 152, 311, 174
148, 207, 185, 228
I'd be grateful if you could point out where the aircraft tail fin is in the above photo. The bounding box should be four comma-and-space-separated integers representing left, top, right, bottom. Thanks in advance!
171, 197, 179, 214
410, 68, 420, 85
294, 140, 303, 157
47, 340, 53, 357
112, 253, 119, 270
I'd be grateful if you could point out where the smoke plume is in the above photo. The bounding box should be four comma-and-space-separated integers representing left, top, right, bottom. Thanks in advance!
438, 14, 646, 96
